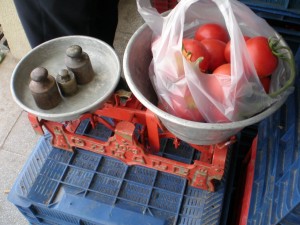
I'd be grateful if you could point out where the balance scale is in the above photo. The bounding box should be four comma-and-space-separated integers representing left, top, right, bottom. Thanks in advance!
10, 35, 291, 192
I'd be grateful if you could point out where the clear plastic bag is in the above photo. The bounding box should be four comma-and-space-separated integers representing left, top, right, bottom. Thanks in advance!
137, 0, 293, 123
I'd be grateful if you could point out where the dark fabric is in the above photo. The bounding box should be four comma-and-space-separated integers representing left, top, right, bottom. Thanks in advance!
13, 0, 119, 47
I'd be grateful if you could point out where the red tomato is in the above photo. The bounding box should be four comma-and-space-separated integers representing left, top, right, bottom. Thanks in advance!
194, 23, 229, 43
213, 63, 231, 76
182, 39, 210, 72
208, 104, 229, 123
167, 91, 205, 122
157, 87, 205, 122
260, 76, 271, 93
176, 89, 205, 121
201, 39, 226, 72
203, 76, 229, 122
246, 36, 278, 77
224, 36, 250, 63
206, 64, 231, 122
202, 64, 231, 110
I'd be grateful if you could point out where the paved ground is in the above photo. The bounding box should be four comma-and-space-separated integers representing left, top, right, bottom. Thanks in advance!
0, 0, 144, 224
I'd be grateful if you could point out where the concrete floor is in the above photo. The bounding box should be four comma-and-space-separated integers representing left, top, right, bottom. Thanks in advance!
0, 0, 144, 224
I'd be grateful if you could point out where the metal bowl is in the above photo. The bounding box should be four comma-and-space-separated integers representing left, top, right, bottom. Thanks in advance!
11, 35, 120, 122
123, 24, 293, 145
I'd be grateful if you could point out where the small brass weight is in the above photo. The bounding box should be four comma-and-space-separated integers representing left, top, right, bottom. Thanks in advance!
56, 69, 78, 96
29, 67, 62, 110
65, 45, 94, 85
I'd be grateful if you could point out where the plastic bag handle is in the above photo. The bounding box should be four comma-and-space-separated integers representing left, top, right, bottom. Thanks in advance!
268, 38, 296, 98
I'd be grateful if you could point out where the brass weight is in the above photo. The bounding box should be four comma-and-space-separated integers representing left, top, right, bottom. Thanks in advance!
29, 67, 62, 110
65, 45, 94, 85
56, 69, 78, 96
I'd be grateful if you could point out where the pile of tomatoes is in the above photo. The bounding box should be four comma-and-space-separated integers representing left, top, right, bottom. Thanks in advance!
162, 23, 279, 122
183, 23, 279, 93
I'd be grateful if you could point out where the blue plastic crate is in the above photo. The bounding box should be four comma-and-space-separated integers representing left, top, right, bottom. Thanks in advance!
239, 0, 300, 15
8, 124, 235, 225
249, 6, 300, 22
245, 46, 300, 225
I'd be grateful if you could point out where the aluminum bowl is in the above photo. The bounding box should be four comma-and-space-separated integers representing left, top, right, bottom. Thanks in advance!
123, 24, 293, 145
11, 35, 120, 122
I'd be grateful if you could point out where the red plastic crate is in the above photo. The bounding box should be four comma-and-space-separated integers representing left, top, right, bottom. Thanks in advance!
151, 0, 177, 13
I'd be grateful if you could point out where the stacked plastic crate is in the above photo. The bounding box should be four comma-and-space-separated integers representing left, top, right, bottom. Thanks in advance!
238, 73, 300, 225
8, 117, 238, 225
236, 1, 300, 224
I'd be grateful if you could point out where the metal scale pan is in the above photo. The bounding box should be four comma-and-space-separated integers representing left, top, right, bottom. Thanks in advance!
10, 36, 121, 122
123, 23, 295, 145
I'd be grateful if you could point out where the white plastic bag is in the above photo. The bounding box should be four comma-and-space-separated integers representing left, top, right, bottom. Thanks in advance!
137, 0, 293, 123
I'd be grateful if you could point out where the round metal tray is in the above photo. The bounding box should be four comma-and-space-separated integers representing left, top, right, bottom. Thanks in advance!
11, 36, 121, 122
